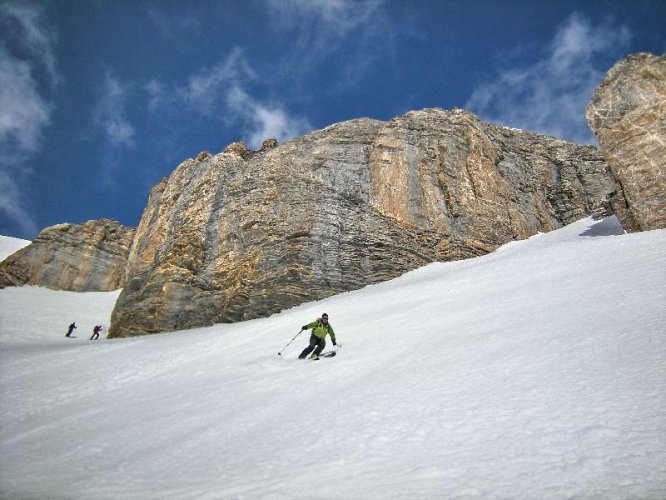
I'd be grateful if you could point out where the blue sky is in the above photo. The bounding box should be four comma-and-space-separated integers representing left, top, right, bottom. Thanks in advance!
1, 0, 664, 239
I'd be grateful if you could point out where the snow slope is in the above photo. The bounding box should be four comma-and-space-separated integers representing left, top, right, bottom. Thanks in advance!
0, 217, 665, 499
0, 235, 30, 261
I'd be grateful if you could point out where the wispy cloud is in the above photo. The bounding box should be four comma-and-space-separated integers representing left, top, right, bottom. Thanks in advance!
0, 1, 57, 237
149, 48, 310, 149
0, 1, 59, 83
147, 8, 200, 40
268, 0, 386, 36
0, 170, 38, 236
265, 0, 395, 86
94, 72, 135, 148
0, 45, 51, 155
226, 86, 312, 149
145, 78, 166, 112
145, 2, 396, 152
179, 48, 257, 114
465, 13, 631, 144
90, 71, 137, 187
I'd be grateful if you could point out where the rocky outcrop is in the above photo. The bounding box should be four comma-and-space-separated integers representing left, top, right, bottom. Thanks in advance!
109, 108, 615, 337
0, 219, 135, 291
586, 53, 666, 232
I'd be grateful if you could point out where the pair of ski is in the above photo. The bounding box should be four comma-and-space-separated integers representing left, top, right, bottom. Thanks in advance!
297, 344, 343, 360
301, 344, 342, 360
310, 349, 337, 359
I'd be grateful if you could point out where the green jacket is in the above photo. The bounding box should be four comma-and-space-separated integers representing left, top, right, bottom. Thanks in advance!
304, 319, 336, 342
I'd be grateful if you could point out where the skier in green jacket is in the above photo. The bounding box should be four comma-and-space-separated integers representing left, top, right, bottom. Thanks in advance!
298, 312, 337, 360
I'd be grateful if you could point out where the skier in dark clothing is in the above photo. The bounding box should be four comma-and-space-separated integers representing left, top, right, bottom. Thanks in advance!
90, 325, 102, 340
298, 313, 337, 360
65, 322, 77, 337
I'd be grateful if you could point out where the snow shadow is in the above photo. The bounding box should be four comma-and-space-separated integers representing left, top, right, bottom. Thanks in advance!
580, 216, 625, 237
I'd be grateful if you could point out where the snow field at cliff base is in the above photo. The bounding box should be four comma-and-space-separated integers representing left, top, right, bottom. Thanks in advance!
1, 216, 665, 500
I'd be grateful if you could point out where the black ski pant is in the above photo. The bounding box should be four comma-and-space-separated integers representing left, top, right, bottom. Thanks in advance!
299, 335, 325, 358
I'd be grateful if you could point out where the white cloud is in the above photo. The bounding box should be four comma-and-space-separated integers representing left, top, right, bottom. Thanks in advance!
0, 45, 51, 155
268, 0, 385, 35
0, 1, 59, 84
179, 47, 257, 114
94, 73, 135, 148
145, 78, 166, 112
0, 170, 38, 236
264, 0, 394, 85
146, 2, 394, 152
147, 8, 200, 40
226, 86, 312, 149
148, 48, 311, 150
465, 13, 631, 144
0, 2, 58, 237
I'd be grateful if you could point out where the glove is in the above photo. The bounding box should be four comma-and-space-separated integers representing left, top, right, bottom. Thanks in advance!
332, 340, 337, 346
301, 325, 308, 330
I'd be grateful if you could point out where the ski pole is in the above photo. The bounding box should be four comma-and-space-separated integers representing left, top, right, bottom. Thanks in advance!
278, 329, 304, 356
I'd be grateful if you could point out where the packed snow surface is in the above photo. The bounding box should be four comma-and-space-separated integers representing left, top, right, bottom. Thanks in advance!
1, 217, 665, 499
0, 235, 30, 261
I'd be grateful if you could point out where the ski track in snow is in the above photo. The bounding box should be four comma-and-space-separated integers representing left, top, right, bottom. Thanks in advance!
0, 217, 665, 499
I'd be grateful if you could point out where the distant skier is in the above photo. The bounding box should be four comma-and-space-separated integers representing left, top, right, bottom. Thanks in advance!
298, 313, 337, 360
65, 322, 77, 337
90, 325, 102, 340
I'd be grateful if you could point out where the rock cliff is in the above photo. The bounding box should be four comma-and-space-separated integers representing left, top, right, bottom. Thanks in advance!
586, 53, 666, 231
0, 219, 134, 291
109, 108, 615, 337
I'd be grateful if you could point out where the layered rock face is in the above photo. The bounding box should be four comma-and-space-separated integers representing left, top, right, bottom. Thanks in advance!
109, 108, 615, 337
586, 53, 666, 231
0, 219, 134, 291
